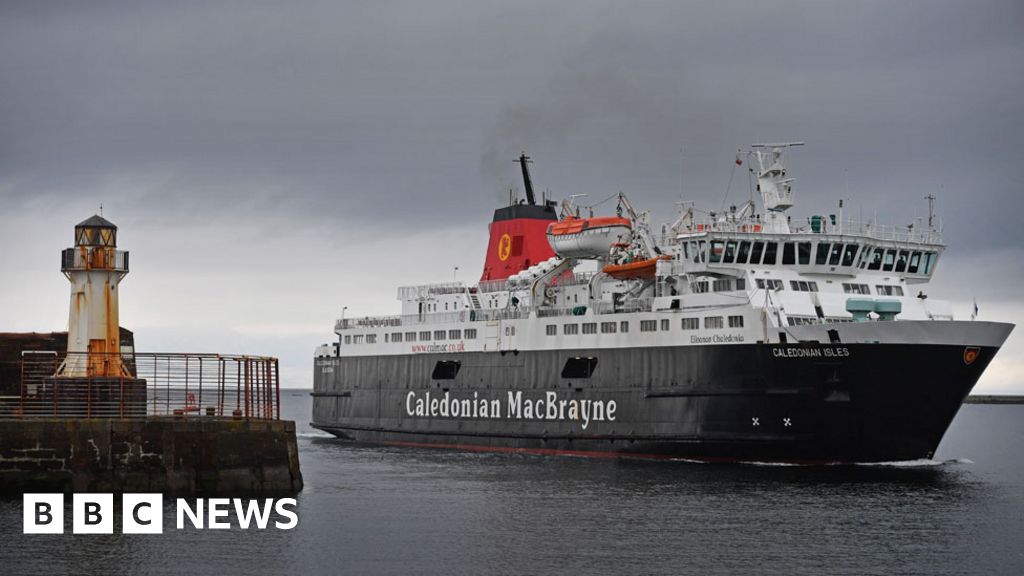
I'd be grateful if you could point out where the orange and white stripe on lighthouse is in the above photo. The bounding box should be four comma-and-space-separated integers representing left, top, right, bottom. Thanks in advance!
58, 214, 130, 378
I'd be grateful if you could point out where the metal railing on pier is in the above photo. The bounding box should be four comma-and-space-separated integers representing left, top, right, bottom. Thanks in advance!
2, 351, 280, 420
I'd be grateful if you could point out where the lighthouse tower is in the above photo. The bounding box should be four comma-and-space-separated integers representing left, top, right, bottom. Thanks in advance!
58, 214, 130, 377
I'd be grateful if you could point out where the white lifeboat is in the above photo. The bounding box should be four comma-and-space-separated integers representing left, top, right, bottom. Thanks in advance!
546, 216, 632, 259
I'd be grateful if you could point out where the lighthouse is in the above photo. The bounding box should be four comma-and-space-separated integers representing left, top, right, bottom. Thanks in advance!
58, 214, 130, 377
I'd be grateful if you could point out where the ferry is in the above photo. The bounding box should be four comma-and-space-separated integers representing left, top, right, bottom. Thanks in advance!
312, 145, 1012, 462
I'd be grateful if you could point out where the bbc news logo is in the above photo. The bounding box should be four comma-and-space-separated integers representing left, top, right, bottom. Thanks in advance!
24, 494, 298, 534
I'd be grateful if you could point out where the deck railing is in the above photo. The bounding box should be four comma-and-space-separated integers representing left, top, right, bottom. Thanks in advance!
1, 351, 279, 420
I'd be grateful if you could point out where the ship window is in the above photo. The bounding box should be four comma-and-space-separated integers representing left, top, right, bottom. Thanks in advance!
782, 242, 796, 265
829, 243, 843, 266
691, 281, 709, 294
842, 283, 870, 295
419, 331, 431, 341
563, 324, 579, 335
737, 241, 751, 264
445, 302, 449, 311
842, 244, 858, 267
434, 330, 446, 340
709, 241, 724, 263
682, 242, 689, 260
344, 335, 351, 344
728, 315, 744, 328
391, 333, 403, 343
367, 334, 377, 344
405, 332, 417, 342
640, 320, 657, 332
815, 243, 830, 265
660, 319, 670, 331
432, 360, 461, 380
749, 241, 764, 264
790, 280, 818, 292
736, 278, 746, 290
698, 241, 708, 263
756, 278, 783, 291
704, 316, 724, 329
353, 335, 364, 344
448, 329, 461, 340
856, 246, 872, 268
882, 250, 896, 271
561, 357, 598, 379
895, 250, 909, 273
620, 321, 629, 333
762, 242, 778, 265
601, 322, 617, 334
713, 279, 731, 292
465, 329, 477, 339
797, 242, 812, 265
908, 251, 922, 273
876, 285, 904, 297
582, 322, 597, 334
723, 241, 737, 263
681, 317, 699, 330
546, 325, 557, 336
921, 251, 937, 272
868, 249, 883, 270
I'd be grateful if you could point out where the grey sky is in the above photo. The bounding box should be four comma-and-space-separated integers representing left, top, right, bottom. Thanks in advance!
2, 1, 1023, 391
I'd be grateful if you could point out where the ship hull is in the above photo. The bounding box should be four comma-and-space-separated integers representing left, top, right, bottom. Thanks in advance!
312, 339, 1004, 463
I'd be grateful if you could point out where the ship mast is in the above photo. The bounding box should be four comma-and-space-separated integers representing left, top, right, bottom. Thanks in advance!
751, 142, 804, 233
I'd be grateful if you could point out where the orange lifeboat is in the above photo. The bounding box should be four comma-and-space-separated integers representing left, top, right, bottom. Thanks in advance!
546, 216, 632, 259
602, 255, 671, 280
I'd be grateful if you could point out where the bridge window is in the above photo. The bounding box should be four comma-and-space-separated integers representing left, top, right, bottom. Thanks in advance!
465, 329, 477, 339
842, 244, 858, 267
798, 242, 812, 265
868, 249, 883, 270
923, 252, 937, 274
723, 241, 737, 264
737, 241, 751, 264
895, 250, 910, 273
750, 241, 765, 264
815, 242, 830, 265
728, 315, 744, 328
908, 251, 922, 273
782, 242, 796, 265
600, 322, 617, 334
704, 316, 724, 329
709, 241, 724, 263
546, 325, 557, 336
564, 324, 579, 335
882, 249, 896, 272
829, 243, 843, 266
640, 320, 657, 332
763, 242, 778, 265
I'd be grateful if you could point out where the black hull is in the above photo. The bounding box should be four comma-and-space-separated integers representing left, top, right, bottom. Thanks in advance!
312, 342, 1000, 463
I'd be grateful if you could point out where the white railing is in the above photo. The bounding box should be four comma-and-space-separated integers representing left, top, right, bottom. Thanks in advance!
675, 216, 942, 245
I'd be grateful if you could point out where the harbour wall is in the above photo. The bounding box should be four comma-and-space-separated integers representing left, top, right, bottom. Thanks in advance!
0, 417, 303, 495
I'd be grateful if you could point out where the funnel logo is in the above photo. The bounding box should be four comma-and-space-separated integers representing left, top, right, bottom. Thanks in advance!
497, 233, 512, 261
963, 347, 980, 366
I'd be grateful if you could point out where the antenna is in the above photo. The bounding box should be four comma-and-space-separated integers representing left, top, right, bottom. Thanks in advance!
516, 153, 536, 205
925, 194, 936, 229
100, 203, 103, 216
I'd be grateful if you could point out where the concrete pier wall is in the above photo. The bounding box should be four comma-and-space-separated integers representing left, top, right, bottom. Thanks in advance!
0, 417, 302, 495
